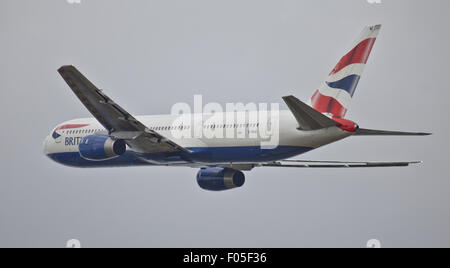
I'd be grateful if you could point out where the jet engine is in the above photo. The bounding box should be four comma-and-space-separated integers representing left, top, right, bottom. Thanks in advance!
78, 135, 126, 161
196, 167, 245, 191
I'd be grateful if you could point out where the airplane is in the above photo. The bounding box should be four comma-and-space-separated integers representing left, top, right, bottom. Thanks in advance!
43, 25, 430, 191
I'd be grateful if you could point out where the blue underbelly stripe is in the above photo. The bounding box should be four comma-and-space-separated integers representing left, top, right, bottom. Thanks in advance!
47, 146, 313, 168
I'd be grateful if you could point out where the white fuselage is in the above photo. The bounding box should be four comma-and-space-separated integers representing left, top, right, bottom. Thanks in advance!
43, 110, 352, 168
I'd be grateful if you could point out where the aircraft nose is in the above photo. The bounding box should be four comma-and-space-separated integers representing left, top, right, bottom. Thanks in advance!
43, 135, 51, 155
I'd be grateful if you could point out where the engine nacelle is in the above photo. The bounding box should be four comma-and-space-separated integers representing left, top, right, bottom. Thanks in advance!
78, 135, 126, 161
196, 167, 245, 191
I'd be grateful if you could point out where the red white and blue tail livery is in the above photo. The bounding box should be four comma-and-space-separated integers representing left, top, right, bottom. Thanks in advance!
43, 25, 430, 191
311, 25, 381, 118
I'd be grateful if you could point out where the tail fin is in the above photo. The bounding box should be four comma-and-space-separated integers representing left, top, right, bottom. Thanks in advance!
311, 24, 381, 118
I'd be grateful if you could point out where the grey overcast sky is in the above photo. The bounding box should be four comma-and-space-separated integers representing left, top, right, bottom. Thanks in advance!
0, 0, 449, 247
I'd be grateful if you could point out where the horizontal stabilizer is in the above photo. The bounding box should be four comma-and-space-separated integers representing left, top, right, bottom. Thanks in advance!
354, 128, 432, 136
282, 95, 339, 130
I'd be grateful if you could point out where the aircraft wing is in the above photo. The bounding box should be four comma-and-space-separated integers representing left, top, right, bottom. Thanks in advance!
169, 160, 422, 170
58, 65, 191, 154
261, 159, 422, 168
